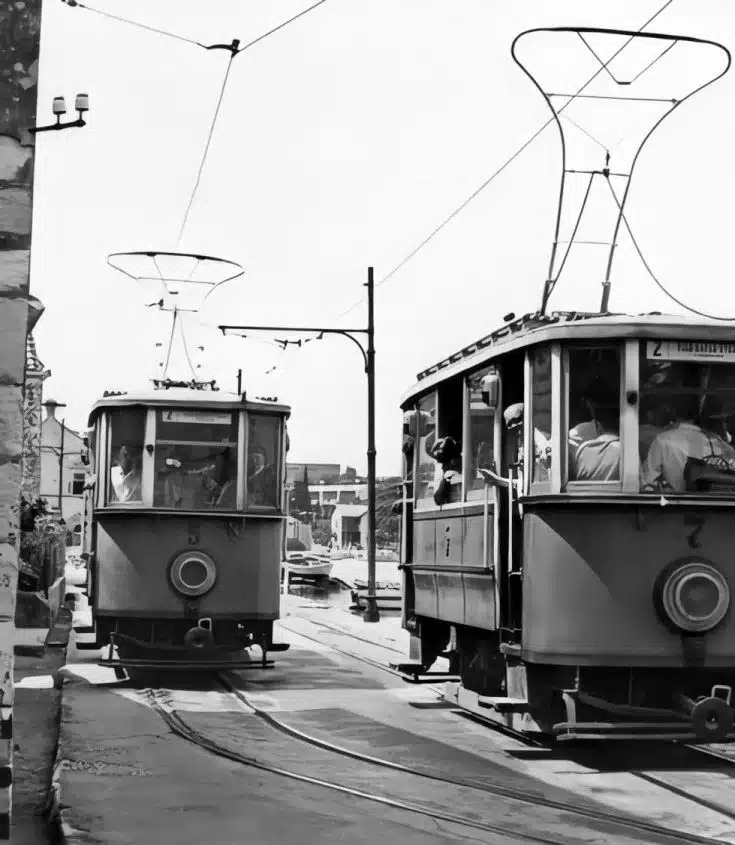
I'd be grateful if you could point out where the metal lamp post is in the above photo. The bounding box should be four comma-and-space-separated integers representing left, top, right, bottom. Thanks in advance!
220, 267, 380, 622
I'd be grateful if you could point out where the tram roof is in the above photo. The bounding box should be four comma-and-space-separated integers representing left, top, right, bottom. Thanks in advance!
88, 387, 290, 424
402, 310, 735, 406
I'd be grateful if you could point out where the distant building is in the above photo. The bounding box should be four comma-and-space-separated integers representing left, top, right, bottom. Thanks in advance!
286, 463, 340, 485
309, 481, 367, 509
40, 400, 87, 528
331, 504, 368, 549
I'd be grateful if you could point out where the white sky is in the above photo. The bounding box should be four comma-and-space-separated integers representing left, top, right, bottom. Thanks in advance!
30, 0, 735, 476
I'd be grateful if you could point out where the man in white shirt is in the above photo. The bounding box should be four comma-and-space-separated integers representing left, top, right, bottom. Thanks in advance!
572, 404, 621, 481
110, 444, 142, 503
641, 410, 735, 493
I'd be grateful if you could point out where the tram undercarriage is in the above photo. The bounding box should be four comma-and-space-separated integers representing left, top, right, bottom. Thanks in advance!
399, 619, 735, 743
76, 615, 290, 673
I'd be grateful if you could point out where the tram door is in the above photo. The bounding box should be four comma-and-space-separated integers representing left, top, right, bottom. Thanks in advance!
498, 352, 525, 641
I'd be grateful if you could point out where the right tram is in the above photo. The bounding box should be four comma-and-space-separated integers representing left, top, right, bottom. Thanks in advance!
398, 311, 735, 742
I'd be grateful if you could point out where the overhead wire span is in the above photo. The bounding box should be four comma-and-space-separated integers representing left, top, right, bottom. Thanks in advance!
604, 178, 735, 322
176, 52, 236, 248
333, 0, 675, 321
234, 0, 329, 56
60, 0, 206, 48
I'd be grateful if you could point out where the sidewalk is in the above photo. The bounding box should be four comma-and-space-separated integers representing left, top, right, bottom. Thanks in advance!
13, 607, 71, 844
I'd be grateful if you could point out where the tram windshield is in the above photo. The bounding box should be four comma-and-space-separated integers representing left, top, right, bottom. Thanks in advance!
153, 408, 239, 510
639, 342, 735, 494
247, 415, 280, 508
107, 409, 145, 504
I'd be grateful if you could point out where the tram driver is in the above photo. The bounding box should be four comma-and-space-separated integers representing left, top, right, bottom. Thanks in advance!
110, 444, 142, 503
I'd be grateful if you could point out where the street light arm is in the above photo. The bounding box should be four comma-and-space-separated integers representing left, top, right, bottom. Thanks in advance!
219, 325, 369, 371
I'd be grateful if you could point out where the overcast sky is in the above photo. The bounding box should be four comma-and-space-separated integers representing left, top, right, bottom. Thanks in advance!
30, 0, 735, 475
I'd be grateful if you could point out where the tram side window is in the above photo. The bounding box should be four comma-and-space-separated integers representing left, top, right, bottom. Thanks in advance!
414, 393, 437, 508
567, 346, 621, 483
639, 343, 735, 494
431, 379, 463, 505
107, 409, 146, 504
531, 347, 552, 483
153, 408, 239, 510
466, 367, 496, 499
247, 415, 280, 508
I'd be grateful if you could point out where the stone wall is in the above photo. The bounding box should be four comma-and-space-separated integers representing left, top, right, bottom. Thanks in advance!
0, 0, 44, 837
21, 334, 49, 502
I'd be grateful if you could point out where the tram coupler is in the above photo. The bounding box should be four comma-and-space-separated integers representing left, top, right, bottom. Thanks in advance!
184, 618, 214, 649
677, 686, 734, 742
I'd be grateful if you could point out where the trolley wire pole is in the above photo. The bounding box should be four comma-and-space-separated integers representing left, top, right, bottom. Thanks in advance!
220, 267, 380, 622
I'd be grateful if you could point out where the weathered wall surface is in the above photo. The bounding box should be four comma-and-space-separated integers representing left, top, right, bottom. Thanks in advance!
21, 334, 49, 502
0, 0, 44, 837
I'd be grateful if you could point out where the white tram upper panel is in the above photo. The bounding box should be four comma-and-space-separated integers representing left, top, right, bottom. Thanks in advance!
87, 387, 290, 513
402, 312, 735, 405
400, 311, 735, 502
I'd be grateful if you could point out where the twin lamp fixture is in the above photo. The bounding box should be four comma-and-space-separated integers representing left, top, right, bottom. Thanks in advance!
30, 93, 90, 135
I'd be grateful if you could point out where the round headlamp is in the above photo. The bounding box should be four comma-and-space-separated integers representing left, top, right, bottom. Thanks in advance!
169, 551, 217, 597
658, 560, 730, 633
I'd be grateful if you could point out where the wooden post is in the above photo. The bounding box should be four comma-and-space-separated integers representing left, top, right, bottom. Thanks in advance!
0, 0, 45, 836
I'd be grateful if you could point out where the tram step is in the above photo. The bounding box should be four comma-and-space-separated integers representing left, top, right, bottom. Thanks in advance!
267, 643, 290, 652
477, 696, 529, 714
73, 625, 95, 634
74, 640, 103, 651
499, 643, 522, 659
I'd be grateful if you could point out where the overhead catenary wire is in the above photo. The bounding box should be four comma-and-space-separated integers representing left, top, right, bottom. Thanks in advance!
61, 0, 207, 48
333, 0, 675, 321
604, 178, 735, 321
176, 52, 236, 248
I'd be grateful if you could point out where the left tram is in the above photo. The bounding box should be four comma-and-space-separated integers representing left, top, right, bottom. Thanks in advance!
77, 382, 291, 672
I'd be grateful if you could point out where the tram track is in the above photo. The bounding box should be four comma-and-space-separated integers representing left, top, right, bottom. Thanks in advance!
214, 671, 735, 845
276, 613, 735, 843
143, 686, 571, 845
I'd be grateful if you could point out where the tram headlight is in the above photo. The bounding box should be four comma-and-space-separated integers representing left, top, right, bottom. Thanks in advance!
169, 551, 217, 597
657, 560, 730, 633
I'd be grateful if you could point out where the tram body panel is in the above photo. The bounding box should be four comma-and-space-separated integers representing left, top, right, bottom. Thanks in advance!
93, 514, 281, 619
411, 508, 496, 629
521, 506, 735, 666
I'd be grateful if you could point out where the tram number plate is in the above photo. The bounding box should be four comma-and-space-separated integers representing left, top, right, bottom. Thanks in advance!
647, 340, 735, 362
163, 410, 231, 424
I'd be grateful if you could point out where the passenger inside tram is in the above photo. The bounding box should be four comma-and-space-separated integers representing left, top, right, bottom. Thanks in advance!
109, 444, 142, 503
567, 348, 621, 482
640, 393, 735, 493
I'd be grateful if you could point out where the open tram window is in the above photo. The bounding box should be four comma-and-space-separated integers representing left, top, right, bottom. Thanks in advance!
530, 347, 552, 484
247, 415, 280, 508
153, 408, 239, 510
639, 342, 735, 494
414, 393, 437, 509
466, 366, 497, 500
106, 409, 146, 504
567, 346, 621, 484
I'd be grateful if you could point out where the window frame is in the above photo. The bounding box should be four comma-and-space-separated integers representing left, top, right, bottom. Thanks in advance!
463, 364, 499, 502
563, 341, 623, 494
245, 411, 283, 512
413, 390, 439, 510
103, 408, 150, 508
527, 344, 555, 496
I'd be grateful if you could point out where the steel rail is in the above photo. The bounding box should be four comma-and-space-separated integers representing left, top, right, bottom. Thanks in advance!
144, 689, 567, 845
272, 617, 735, 843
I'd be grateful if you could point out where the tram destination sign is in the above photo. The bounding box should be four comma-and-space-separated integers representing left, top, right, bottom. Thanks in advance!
647, 340, 735, 363
163, 410, 231, 425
